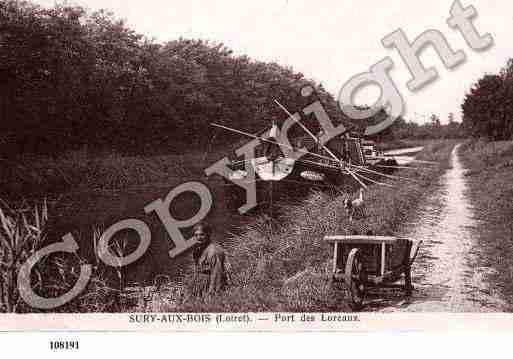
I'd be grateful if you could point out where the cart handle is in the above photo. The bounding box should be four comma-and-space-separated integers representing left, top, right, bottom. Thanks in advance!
409, 240, 422, 266
324, 235, 406, 244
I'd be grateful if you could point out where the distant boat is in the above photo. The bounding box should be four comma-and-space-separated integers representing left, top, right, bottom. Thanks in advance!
383, 146, 424, 166
384, 146, 424, 156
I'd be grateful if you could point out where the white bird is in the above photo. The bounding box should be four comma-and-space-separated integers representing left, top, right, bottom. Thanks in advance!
343, 188, 365, 222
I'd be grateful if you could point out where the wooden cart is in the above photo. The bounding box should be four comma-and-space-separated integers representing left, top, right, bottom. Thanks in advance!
324, 235, 422, 310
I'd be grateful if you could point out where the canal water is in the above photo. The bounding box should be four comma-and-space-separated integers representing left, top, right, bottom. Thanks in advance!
45, 175, 255, 286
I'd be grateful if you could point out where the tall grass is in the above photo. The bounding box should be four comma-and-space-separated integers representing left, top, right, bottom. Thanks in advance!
146, 140, 457, 312
460, 140, 513, 305
0, 148, 211, 198
0, 199, 143, 313
0, 141, 457, 313
0, 199, 48, 312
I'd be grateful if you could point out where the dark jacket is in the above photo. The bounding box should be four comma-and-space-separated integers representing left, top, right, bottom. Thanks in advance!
191, 242, 228, 297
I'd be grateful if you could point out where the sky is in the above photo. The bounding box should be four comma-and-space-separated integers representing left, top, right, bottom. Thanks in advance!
35, 0, 512, 124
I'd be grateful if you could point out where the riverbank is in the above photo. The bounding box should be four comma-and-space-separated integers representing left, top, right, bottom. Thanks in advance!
0, 139, 430, 200
149, 140, 458, 312
459, 140, 513, 309
0, 149, 215, 199
0, 138, 434, 201
0, 140, 457, 313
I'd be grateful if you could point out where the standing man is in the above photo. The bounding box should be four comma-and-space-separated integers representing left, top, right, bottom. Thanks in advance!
189, 222, 228, 298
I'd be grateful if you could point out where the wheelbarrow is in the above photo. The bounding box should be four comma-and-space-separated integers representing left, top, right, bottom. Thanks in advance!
324, 235, 422, 310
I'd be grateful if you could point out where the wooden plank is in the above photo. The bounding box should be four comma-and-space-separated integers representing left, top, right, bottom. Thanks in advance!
381, 243, 386, 276
332, 242, 338, 273
375, 245, 381, 277
324, 235, 400, 244
409, 240, 422, 265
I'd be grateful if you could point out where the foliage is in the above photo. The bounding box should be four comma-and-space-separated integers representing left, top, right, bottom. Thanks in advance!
0, 0, 346, 157
462, 59, 513, 140
353, 108, 463, 143
0, 198, 142, 313
0, 199, 48, 312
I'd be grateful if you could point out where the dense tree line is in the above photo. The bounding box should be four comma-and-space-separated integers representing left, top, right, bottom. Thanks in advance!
0, 1, 347, 157
361, 109, 463, 143
462, 59, 513, 140
387, 113, 463, 140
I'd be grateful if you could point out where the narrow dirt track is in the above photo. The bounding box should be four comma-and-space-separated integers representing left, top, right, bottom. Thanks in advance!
374, 144, 508, 312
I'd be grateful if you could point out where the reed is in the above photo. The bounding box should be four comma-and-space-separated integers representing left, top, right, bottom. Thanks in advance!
0, 199, 137, 312
0, 199, 48, 312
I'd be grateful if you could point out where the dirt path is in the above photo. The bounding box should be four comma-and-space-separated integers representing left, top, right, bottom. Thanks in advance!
374, 144, 508, 312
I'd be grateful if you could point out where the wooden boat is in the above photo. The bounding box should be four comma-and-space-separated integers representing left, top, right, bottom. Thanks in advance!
211, 103, 419, 212
222, 129, 393, 211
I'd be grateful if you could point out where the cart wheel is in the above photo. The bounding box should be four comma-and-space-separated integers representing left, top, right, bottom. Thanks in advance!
345, 248, 365, 310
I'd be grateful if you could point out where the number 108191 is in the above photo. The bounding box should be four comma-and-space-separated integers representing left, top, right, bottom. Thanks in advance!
50, 341, 79, 350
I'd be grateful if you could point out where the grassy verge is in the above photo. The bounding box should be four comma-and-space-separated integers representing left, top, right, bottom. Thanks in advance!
1, 140, 457, 312
0, 149, 218, 199
377, 139, 441, 152
377, 139, 421, 152
1, 139, 441, 199
144, 140, 458, 312
459, 140, 513, 305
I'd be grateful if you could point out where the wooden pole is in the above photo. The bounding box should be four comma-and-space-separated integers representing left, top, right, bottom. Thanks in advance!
352, 170, 395, 187
333, 242, 339, 273
381, 243, 386, 276
211, 123, 335, 163
349, 163, 418, 183
273, 99, 342, 164
345, 168, 368, 189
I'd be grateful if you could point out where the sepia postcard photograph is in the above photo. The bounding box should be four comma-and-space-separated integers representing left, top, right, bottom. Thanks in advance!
1, 0, 513, 349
